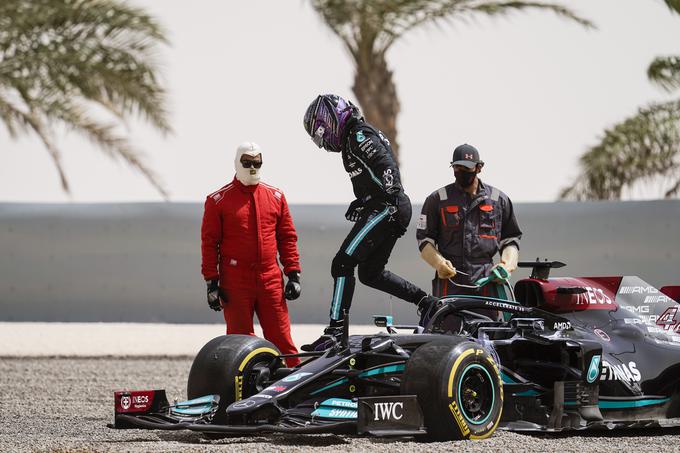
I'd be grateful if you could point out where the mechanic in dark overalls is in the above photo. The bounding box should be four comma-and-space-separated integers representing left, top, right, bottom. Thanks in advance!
416, 144, 522, 325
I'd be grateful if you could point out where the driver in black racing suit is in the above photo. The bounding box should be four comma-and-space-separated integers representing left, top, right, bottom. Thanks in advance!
302, 94, 438, 350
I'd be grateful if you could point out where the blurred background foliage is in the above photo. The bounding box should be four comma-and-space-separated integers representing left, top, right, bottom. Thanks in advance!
0, 0, 171, 197
561, 0, 680, 200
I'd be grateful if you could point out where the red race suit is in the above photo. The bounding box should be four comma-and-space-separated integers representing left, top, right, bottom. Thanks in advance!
201, 177, 301, 366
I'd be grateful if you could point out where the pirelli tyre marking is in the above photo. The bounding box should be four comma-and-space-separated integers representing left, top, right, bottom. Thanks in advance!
447, 347, 503, 440
234, 347, 279, 401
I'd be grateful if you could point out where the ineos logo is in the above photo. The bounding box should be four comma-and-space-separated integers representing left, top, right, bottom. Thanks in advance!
373, 402, 403, 421
120, 396, 131, 410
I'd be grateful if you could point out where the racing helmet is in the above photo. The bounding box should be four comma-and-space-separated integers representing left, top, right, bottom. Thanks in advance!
303, 94, 361, 153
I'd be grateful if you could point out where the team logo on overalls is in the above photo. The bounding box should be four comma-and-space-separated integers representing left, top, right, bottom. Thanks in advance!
356, 131, 366, 143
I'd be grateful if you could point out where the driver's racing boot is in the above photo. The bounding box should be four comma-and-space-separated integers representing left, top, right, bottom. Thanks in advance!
417, 295, 440, 328
301, 326, 343, 352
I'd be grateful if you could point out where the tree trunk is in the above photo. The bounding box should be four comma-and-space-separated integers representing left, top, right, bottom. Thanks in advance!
352, 52, 401, 166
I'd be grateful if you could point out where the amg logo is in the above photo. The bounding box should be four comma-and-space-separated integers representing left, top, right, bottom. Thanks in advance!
621, 305, 650, 314
645, 295, 672, 304
619, 286, 658, 295
373, 402, 403, 421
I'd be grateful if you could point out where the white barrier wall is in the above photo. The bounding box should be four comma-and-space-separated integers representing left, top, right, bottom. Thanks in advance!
1, 201, 678, 323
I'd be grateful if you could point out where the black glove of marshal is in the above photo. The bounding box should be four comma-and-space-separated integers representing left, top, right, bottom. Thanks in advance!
345, 198, 365, 222
284, 271, 302, 301
206, 279, 224, 311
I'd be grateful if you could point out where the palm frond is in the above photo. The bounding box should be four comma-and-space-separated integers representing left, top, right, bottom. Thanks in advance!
0, 0, 171, 195
663, 0, 680, 15
648, 56, 680, 92
560, 100, 680, 200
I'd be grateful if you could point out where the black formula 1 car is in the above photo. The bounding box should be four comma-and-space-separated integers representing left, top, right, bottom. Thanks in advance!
110, 261, 680, 440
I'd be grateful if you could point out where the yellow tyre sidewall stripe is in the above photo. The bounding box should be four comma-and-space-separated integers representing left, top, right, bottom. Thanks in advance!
234, 347, 279, 401
446, 346, 503, 440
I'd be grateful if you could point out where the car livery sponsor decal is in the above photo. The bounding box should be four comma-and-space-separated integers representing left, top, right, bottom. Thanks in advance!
311, 407, 357, 419
600, 360, 641, 382
587, 355, 601, 383
619, 286, 659, 294
553, 321, 572, 330
574, 287, 613, 306
232, 399, 256, 409
484, 300, 531, 312
282, 372, 313, 383
115, 390, 155, 413
449, 401, 470, 436
373, 402, 403, 421
265, 385, 286, 392
594, 329, 611, 341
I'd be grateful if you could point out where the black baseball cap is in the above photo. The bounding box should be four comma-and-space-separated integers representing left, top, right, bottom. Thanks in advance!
450, 143, 483, 169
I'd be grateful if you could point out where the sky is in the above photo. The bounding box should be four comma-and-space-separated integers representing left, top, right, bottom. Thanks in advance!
1, 0, 680, 204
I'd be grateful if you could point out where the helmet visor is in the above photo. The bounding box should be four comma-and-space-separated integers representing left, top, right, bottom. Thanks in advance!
312, 125, 326, 149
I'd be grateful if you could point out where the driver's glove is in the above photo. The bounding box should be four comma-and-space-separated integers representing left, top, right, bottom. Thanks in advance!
206, 279, 223, 311
284, 271, 302, 301
345, 198, 365, 222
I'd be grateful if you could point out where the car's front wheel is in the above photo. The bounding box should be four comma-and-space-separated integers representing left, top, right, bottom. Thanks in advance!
401, 337, 503, 441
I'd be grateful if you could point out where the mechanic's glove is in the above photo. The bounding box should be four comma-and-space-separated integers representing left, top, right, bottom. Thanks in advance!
421, 243, 457, 279
490, 262, 511, 283
284, 271, 302, 301
206, 279, 223, 311
436, 259, 457, 280
345, 198, 365, 222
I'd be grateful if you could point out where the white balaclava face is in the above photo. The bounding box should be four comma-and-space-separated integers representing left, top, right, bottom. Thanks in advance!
234, 142, 262, 186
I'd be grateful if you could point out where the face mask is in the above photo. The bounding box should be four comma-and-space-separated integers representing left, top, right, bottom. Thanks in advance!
454, 169, 476, 188
234, 142, 262, 186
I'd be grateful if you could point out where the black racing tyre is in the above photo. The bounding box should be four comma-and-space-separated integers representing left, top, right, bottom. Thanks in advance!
401, 337, 503, 441
187, 335, 281, 407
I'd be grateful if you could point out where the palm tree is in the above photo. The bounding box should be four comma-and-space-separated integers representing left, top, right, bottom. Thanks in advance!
310, 0, 593, 165
0, 0, 171, 197
561, 0, 680, 200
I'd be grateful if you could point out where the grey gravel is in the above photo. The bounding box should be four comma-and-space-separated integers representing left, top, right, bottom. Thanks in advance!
1, 357, 680, 453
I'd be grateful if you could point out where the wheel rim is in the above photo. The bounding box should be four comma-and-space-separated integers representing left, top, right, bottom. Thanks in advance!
242, 358, 275, 395
457, 363, 495, 426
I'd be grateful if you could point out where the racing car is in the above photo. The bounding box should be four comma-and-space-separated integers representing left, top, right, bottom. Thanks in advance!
110, 260, 680, 440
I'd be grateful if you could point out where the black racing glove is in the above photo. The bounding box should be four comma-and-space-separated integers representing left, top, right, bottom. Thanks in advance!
345, 198, 365, 222
284, 271, 301, 301
206, 279, 223, 311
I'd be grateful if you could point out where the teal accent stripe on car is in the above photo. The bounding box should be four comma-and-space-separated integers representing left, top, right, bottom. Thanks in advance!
331, 277, 345, 320
598, 397, 670, 409
170, 404, 214, 416
359, 364, 405, 378
310, 378, 349, 396
501, 372, 516, 384
310, 364, 405, 396
345, 208, 390, 255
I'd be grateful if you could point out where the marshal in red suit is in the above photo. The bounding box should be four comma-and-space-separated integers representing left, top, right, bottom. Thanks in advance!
201, 142, 301, 366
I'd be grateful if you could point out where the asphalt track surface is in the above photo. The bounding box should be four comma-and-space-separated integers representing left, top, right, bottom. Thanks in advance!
1, 358, 680, 452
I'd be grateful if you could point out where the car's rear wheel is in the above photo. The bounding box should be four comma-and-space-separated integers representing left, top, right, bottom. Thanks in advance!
401, 338, 503, 441
187, 335, 281, 407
